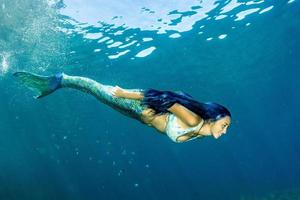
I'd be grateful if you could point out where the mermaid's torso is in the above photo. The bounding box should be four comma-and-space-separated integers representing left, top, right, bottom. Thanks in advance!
165, 114, 204, 143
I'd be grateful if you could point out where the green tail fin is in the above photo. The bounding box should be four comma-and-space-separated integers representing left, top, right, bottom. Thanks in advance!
13, 71, 62, 99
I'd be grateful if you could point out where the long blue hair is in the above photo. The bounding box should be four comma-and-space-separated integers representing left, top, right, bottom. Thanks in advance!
141, 89, 231, 122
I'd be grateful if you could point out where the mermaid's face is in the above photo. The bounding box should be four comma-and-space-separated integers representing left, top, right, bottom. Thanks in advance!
210, 116, 231, 139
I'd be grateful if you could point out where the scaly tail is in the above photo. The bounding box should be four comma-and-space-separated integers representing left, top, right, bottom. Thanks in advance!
13, 71, 63, 99
14, 72, 147, 122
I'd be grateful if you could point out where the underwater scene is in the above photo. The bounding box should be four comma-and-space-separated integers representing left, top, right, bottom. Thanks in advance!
1, 0, 300, 199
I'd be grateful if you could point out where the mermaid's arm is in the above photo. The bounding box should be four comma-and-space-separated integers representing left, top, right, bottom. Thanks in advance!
167, 103, 202, 127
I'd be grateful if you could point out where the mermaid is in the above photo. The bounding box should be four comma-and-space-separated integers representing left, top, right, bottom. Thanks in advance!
13, 72, 231, 143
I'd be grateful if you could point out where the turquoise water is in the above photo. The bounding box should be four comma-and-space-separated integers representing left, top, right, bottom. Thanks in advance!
1, 0, 300, 199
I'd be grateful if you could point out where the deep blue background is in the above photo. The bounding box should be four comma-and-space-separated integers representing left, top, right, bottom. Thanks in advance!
0, 0, 300, 199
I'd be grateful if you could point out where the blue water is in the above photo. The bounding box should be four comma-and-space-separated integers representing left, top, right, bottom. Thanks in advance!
1, 0, 300, 199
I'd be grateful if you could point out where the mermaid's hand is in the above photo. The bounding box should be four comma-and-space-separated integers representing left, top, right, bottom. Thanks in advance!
110, 85, 125, 98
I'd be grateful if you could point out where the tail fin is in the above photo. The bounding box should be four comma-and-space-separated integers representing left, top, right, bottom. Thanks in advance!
13, 71, 63, 99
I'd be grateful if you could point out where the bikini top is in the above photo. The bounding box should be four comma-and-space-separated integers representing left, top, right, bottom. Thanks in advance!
165, 114, 204, 143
